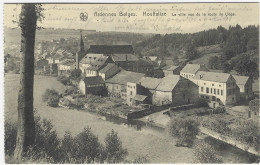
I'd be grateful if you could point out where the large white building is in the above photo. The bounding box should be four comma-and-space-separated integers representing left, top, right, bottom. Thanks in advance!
192, 71, 240, 108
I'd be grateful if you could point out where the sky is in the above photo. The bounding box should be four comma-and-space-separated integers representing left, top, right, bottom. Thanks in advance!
4, 3, 260, 34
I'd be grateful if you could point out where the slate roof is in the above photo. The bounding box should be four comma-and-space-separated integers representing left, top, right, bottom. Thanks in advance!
133, 95, 148, 101
111, 54, 138, 62
60, 60, 75, 66
105, 70, 145, 85
180, 64, 207, 74
80, 54, 105, 64
193, 71, 231, 83
99, 63, 119, 73
84, 76, 105, 85
138, 77, 162, 90
156, 75, 181, 92
87, 45, 134, 54
86, 56, 110, 71
232, 75, 250, 85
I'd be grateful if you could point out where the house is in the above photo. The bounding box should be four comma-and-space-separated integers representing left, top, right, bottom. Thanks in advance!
87, 45, 139, 71
163, 65, 183, 77
44, 63, 58, 75
79, 53, 105, 74
127, 77, 162, 106
83, 76, 107, 96
153, 75, 199, 106
180, 64, 209, 79
98, 63, 121, 80
58, 59, 76, 75
105, 70, 145, 100
48, 54, 66, 64
36, 59, 48, 70
84, 56, 113, 77
233, 75, 253, 101
193, 71, 240, 108
133, 58, 154, 76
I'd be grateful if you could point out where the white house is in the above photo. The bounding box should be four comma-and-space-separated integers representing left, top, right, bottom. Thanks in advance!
193, 71, 240, 108
180, 64, 209, 79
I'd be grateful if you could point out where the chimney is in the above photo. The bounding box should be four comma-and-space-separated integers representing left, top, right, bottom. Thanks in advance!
199, 75, 203, 79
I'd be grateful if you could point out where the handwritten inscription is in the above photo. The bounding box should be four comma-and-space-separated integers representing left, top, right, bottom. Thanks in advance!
44, 4, 255, 33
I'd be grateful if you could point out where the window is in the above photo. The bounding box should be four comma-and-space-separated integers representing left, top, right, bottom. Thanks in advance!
219, 84, 221, 87
201, 87, 204, 92
221, 90, 223, 95
204, 83, 206, 85
228, 83, 230, 87
201, 95, 204, 98
130, 91, 133, 95
212, 96, 216, 101
214, 89, 216, 94
217, 89, 219, 95
133, 86, 135, 89
93, 57, 96, 60
212, 83, 214, 86
206, 96, 209, 99
210, 88, 212, 93
217, 98, 220, 101
206, 87, 209, 93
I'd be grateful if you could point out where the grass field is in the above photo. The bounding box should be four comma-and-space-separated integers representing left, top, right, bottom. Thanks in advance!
4, 73, 195, 163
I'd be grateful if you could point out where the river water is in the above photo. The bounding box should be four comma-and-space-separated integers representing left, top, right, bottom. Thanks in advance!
97, 112, 259, 163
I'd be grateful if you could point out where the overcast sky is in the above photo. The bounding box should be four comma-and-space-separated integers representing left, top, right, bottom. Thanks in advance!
4, 3, 259, 34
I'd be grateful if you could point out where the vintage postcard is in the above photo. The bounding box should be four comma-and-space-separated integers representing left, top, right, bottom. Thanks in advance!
2, 1, 260, 164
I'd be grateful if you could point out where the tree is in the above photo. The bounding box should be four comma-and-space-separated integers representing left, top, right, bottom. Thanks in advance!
167, 117, 199, 147
193, 141, 223, 163
14, 4, 37, 159
42, 89, 60, 107
105, 129, 128, 163
185, 42, 199, 61
74, 127, 101, 163
69, 69, 82, 82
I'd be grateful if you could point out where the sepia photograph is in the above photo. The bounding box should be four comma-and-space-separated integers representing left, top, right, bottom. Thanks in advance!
2, 1, 260, 164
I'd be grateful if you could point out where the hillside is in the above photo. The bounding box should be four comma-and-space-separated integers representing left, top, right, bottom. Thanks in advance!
191, 44, 222, 68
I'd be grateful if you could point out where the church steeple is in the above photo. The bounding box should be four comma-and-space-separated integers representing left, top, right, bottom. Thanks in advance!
80, 30, 84, 51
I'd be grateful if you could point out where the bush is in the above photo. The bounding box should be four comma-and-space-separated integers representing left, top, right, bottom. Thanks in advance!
69, 69, 82, 82
231, 120, 260, 151
42, 89, 60, 107
195, 98, 209, 107
57, 75, 71, 86
167, 117, 199, 147
193, 140, 223, 163
105, 129, 128, 163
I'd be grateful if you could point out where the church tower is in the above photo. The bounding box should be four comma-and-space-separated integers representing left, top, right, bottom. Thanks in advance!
76, 30, 85, 69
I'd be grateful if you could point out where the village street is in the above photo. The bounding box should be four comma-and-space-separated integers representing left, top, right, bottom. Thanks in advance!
4, 73, 195, 163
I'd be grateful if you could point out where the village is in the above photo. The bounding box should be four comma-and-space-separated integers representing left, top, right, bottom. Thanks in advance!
34, 31, 257, 118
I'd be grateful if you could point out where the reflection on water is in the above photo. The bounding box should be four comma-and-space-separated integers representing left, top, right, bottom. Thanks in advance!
95, 112, 259, 163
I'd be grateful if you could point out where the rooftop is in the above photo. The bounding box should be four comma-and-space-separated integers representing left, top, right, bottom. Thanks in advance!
180, 64, 207, 74
84, 76, 105, 85
106, 70, 145, 85
138, 77, 162, 90
99, 63, 119, 73
193, 71, 231, 83
156, 75, 181, 92
111, 54, 139, 62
